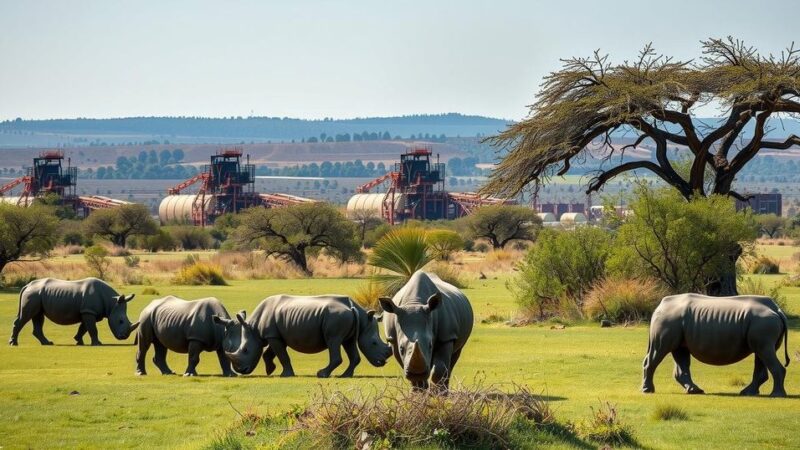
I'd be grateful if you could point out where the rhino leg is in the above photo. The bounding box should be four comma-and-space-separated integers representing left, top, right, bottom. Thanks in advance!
217, 348, 236, 377
740, 356, 768, 396
81, 313, 102, 346
672, 347, 704, 394
317, 338, 344, 378
183, 340, 202, 376
339, 339, 360, 378
754, 345, 787, 397
642, 343, 670, 393
262, 346, 277, 376
10, 314, 31, 346
32, 312, 53, 346
266, 338, 295, 377
152, 339, 174, 375
135, 333, 151, 376
74, 323, 87, 346
431, 341, 454, 391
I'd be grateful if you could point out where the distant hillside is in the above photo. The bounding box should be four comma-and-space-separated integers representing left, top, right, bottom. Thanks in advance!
0, 114, 510, 148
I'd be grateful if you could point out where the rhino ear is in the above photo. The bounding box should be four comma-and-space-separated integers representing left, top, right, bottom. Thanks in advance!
426, 293, 441, 312
378, 297, 395, 314
212, 315, 233, 327
235, 311, 247, 325
114, 295, 125, 305
366, 310, 376, 320
375, 314, 384, 323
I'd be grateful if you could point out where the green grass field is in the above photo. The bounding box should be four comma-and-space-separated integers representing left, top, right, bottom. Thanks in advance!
0, 275, 799, 449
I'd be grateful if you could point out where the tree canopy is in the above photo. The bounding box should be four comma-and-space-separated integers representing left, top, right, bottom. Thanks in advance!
466, 205, 541, 249
0, 203, 59, 275
234, 203, 361, 274
483, 38, 800, 200
83, 203, 158, 248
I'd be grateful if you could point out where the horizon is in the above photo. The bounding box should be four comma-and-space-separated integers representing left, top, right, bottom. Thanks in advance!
2, 0, 799, 122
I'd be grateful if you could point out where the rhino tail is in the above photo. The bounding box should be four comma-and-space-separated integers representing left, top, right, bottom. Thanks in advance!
781, 311, 790, 368
15, 284, 29, 321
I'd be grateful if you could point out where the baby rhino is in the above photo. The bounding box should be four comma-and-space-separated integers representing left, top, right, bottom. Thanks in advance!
215, 295, 392, 378
135, 296, 235, 377
643, 293, 790, 397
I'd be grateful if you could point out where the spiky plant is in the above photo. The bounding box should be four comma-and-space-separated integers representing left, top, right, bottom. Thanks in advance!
367, 227, 433, 295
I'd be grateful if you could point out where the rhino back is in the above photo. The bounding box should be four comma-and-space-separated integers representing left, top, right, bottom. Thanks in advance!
252, 295, 353, 353
429, 274, 473, 348
38, 278, 117, 325
148, 297, 229, 352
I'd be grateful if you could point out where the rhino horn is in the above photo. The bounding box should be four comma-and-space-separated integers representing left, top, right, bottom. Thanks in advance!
125, 294, 136, 303
408, 341, 427, 374
129, 321, 140, 333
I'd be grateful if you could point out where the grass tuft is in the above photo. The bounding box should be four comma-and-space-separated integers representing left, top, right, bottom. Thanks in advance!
652, 404, 689, 421
577, 401, 636, 446
583, 277, 667, 324
173, 262, 228, 286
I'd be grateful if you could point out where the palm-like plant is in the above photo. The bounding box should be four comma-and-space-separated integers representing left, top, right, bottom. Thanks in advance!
367, 227, 433, 295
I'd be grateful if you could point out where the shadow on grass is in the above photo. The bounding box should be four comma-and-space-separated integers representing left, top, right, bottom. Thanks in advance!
709, 392, 800, 399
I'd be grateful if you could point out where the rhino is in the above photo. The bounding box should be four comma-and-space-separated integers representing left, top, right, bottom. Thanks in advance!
215, 295, 392, 378
135, 296, 235, 377
379, 271, 474, 390
9, 277, 138, 346
642, 293, 790, 397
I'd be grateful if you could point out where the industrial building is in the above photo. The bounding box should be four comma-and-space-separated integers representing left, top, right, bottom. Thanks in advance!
735, 193, 782, 216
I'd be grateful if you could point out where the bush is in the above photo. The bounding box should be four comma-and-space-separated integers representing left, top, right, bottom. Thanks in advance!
141, 229, 177, 252
738, 277, 789, 311
62, 231, 85, 246
651, 404, 689, 421
0, 274, 37, 290
577, 401, 636, 446
350, 282, 384, 310
295, 380, 554, 449
428, 261, 469, 289
426, 229, 464, 260
583, 277, 668, 323
141, 287, 160, 295
510, 227, 612, 321
108, 246, 130, 257
166, 226, 213, 250
749, 256, 780, 274
173, 262, 228, 286
368, 227, 433, 295
362, 223, 392, 249
123, 255, 140, 268
84, 245, 111, 279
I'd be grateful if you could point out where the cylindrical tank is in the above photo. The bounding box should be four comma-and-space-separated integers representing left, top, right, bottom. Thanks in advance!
0, 196, 34, 207
560, 212, 587, 226
158, 194, 215, 225
346, 193, 406, 218
536, 212, 556, 223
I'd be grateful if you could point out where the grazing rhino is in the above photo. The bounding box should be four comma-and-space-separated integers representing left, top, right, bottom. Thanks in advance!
379, 271, 473, 390
135, 296, 235, 377
9, 277, 138, 346
642, 293, 790, 397
215, 295, 392, 378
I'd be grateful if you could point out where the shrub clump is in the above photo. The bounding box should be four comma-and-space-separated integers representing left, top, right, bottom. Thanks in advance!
350, 281, 384, 310
577, 401, 636, 446
173, 262, 228, 286
651, 404, 689, 421
583, 277, 668, 324
738, 277, 789, 311
748, 255, 781, 274
295, 381, 554, 449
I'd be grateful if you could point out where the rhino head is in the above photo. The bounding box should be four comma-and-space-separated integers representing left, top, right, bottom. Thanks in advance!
357, 310, 392, 367
213, 311, 262, 375
109, 294, 138, 340
379, 293, 441, 387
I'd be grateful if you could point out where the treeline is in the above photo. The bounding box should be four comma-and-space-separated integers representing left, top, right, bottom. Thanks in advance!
302, 131, 446, 143
0, 113, 508, 141
257, 156, 483, 178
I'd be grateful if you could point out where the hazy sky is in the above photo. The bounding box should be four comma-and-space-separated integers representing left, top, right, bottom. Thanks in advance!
1, 0, 797, 121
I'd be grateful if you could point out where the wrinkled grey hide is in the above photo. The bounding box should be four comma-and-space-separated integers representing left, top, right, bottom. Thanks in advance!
643, 293, 790, 397
135, 296, 235, 377
9, 277, 137, 346
216, 295, 391, 378
380, 271, 474, 390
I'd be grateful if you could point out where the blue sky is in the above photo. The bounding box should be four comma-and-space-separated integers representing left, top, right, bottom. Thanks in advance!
1, 0, 797, 121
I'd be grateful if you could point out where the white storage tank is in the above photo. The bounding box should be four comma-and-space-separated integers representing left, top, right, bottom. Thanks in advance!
158, 194, 214, 225
559, 212, 587, 226
346, 193, 406, 218
536, 212, 556, 223
0, 196, 34, 207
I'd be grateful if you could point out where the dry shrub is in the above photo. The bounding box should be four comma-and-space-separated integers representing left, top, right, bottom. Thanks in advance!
141, 287, 160, 295
651, 404, 689, 421
173, 262, 228, 286
350, 281, 384, 310
748, 255, 781, 274
738, 277, 789, 311
583, 277, 668, 324
428, 261, 469, 289
295, 380, 554, 449
209, 252, 365, 280
108, 246, 131, 257
57, 245, 84, 256
577, 401, 636, 446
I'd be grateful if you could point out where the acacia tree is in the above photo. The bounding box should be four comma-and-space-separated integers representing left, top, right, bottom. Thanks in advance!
0, 204, 59, 275
83, 203, 158, 248
484, 38, 800, 294
235, 203, 361, 274
466, 205, 541, 249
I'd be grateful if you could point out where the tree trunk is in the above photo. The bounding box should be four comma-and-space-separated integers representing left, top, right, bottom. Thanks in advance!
705, 244, 741, 297
291, 250, 311, 275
